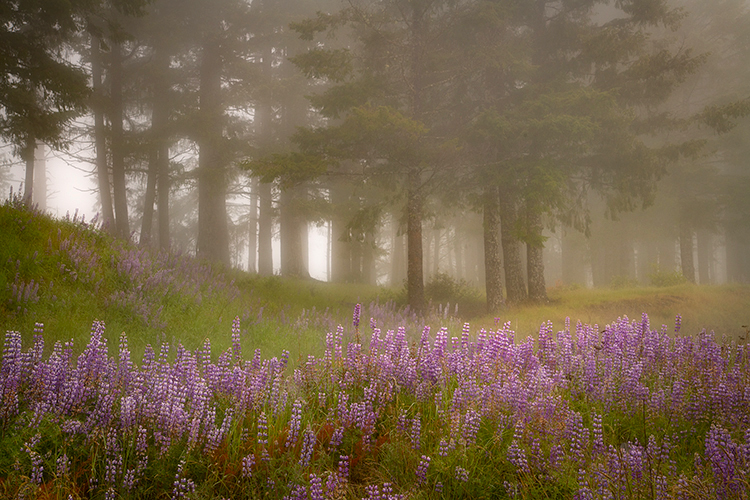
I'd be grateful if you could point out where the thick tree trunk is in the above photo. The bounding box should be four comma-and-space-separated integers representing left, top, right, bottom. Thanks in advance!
91, 34, 115, 232
483, 186, 504, 314
280, 186, 309, 278
110, 42, 130, 240
257, 181, 274, 276
679, 218, 695, 283
197, 37, 230, 265
406, 169, 425, 313
526, 207, 548, 302
500, 192, 526, 304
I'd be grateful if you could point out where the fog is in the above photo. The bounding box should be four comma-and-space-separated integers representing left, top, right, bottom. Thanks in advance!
2, 0, 749, 313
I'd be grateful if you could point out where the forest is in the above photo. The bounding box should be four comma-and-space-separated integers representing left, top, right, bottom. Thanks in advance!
2, 0, 750, 314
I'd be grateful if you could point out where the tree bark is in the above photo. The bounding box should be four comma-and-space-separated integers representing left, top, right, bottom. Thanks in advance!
140, 148, 158, 245
247, 177, 258, 273
696, 228, 711, 284
391, 215, 406, 288
110, 41, 130, 240
257, 181, 274, 276
526, 206, 548, 302
280, 186, 309, 278
679, 217, 695, 283
406, 169, 425, 313
500, 192, 526, 304
22, 140, 34, 207
562, 228, 587, 286
33, 142, 46, 210
197, 36, 230, 265
483, 185, 504, 314
91, 34, 115, 232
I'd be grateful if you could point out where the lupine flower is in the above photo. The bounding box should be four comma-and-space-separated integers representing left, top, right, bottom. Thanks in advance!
416, 455, 431, 485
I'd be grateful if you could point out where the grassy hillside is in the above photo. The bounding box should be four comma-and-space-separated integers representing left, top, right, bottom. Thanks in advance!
2, 199, 749, 363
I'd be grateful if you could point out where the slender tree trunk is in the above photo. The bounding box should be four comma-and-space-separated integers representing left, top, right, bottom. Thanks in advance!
22, 140, 34, 207
696, 228, 711, 284
91, 34, 115, 232
391, 215, 405, 287
483, 186, 504, 314
406, 169, 425, 312
562, 228, 587, 286
152, 44, 171, 252
679, 218, 695, 283
363, 230, 375, 285
454, 222, 463, 281
197, 36, 230, 265
247, 177, 258, 273
331, 182, 351, 282
500, 192, 526, 304
33, 142, 46, 210
257, 181, 274, 276
658, 236, 676, 273
140, 149, 158, 245
110, 42, 130, 240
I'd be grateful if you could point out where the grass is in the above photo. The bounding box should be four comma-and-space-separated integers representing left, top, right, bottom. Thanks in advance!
1, 200, 749, 499
2, 198, 749, 361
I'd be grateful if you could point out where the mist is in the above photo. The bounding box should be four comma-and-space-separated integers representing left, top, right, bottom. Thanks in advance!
2, 0, 749, 314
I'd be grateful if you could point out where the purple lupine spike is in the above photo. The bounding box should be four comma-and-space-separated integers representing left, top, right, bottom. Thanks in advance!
231, 316, 242, 365
353, 303, 361, 329
415, 455, 431, 486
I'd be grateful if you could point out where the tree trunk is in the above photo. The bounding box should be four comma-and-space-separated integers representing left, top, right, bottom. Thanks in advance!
696, 228, 711, 284
500, 192, 526, 304
331, 181, 351, 282
453, 222, 463, 281
483, 186, 504, 314
197, 36, 230, 265
679, 218, 695, 283
280, 186, 309, 278
391, 215, 406, 288
658, 235, 676, 273
140, 148, 158, 245
406, 169, 425, 313
247, 177, 258, 273
22, 140, 34, 207
561, 228, 587, 286
110, 42, 130, 240
152, 44, 171, 252
526, 206, 548, 302
257, 181, 274, 276
32, 142, 46, 210
91, 34, 115, 232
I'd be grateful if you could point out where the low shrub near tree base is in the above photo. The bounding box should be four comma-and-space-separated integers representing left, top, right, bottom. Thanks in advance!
0, 310, 748, 499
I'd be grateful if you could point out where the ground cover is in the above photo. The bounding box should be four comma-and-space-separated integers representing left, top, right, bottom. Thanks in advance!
0, 310, 748, 499
1, 200, 749, 498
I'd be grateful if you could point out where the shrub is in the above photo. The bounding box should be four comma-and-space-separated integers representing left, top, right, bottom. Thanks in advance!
424, 272, 481, 304
648, 266, 688, 287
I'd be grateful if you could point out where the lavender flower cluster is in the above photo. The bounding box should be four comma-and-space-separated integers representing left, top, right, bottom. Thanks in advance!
0, 312, 748, 499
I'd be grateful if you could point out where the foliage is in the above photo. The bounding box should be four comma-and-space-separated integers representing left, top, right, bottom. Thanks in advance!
648, 267, 689, 288
0, 311, 748, 499
424, 272, 482, 313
